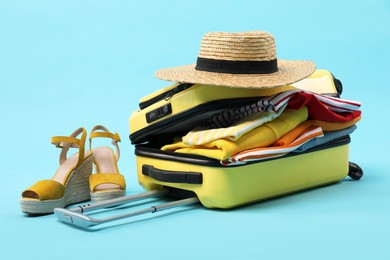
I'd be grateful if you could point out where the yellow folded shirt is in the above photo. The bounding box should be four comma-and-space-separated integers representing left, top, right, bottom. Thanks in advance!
161, 107, 308, 160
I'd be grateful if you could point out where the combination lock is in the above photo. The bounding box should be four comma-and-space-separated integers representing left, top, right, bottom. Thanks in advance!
146, 104, 172, 123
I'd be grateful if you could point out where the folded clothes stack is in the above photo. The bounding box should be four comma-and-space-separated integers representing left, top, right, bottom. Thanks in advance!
161, 89, 361, 165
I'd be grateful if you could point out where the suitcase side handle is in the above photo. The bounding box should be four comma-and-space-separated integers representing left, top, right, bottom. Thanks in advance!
142, 165, 203, 184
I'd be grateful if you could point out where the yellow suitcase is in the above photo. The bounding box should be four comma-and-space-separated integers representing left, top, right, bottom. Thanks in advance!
129, 70, 362, 209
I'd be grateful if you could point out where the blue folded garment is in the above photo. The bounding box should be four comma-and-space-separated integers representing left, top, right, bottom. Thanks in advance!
293, 125, 357, 153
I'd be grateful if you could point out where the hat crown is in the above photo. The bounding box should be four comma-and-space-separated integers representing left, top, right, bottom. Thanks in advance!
155, 30, 315, 89
198, 31, 276, 62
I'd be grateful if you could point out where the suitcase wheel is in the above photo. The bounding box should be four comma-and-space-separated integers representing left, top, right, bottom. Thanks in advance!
348, 162, 363, 180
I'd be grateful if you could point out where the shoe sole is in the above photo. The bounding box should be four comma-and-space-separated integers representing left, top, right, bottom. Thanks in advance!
90, 189, 126, 203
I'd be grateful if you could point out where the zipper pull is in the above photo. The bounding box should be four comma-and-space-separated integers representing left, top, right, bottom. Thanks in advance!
164, 83, 193, 101
164, 90, 174, 101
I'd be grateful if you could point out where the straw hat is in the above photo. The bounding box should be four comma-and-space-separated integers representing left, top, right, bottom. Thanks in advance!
155, 31, 316, 88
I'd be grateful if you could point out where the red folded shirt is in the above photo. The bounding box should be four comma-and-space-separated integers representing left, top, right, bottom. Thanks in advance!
287, 91, 361, 122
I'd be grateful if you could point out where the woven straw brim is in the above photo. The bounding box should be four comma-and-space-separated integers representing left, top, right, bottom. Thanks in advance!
155, 60, 316, 88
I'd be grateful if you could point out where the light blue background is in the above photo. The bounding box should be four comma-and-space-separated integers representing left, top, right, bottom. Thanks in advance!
1, 0, 389, 259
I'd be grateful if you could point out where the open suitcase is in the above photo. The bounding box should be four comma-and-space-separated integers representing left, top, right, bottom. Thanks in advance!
130, 69, 362, 209
54, 70, 363, 228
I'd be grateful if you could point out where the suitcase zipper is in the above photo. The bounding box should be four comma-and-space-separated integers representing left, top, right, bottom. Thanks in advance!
134, 135, 352, 167
131, 97, 260, 144
139, 83, 194, 109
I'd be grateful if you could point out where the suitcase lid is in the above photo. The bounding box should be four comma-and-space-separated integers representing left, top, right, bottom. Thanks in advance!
129, 70, 342, 145
138, 83, 194, 110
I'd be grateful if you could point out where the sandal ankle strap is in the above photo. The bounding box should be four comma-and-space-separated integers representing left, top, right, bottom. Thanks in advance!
89, 125, 121, 161
51, 127, 87, 167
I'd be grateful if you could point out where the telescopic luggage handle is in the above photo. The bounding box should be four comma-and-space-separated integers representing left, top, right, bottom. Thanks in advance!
53, 189, 199, 228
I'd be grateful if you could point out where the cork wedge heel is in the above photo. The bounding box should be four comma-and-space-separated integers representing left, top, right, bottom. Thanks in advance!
20, 127, 93, 215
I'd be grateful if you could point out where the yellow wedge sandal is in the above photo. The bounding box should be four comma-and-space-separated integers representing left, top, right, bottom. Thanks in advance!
20, 127, 93, 214
89, 125, 126, 202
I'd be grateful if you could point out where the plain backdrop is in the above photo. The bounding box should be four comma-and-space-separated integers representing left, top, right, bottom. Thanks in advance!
0, 0, 389, 259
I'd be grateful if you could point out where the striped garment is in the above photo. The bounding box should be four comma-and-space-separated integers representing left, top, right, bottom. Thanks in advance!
208, 89, 361, 128
257, 89, 361, 121
221, 125, 324, 166
184, 89, 361, 146
285, 91, 361, 122
162, 107, 309, 161
183, 103, 287, 146
293, 125, 357, 153
207, 93, 289, 128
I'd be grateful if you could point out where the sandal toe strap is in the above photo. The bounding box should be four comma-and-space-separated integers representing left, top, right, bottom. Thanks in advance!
22, 180, 65, 200
89, 173, 126, 192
